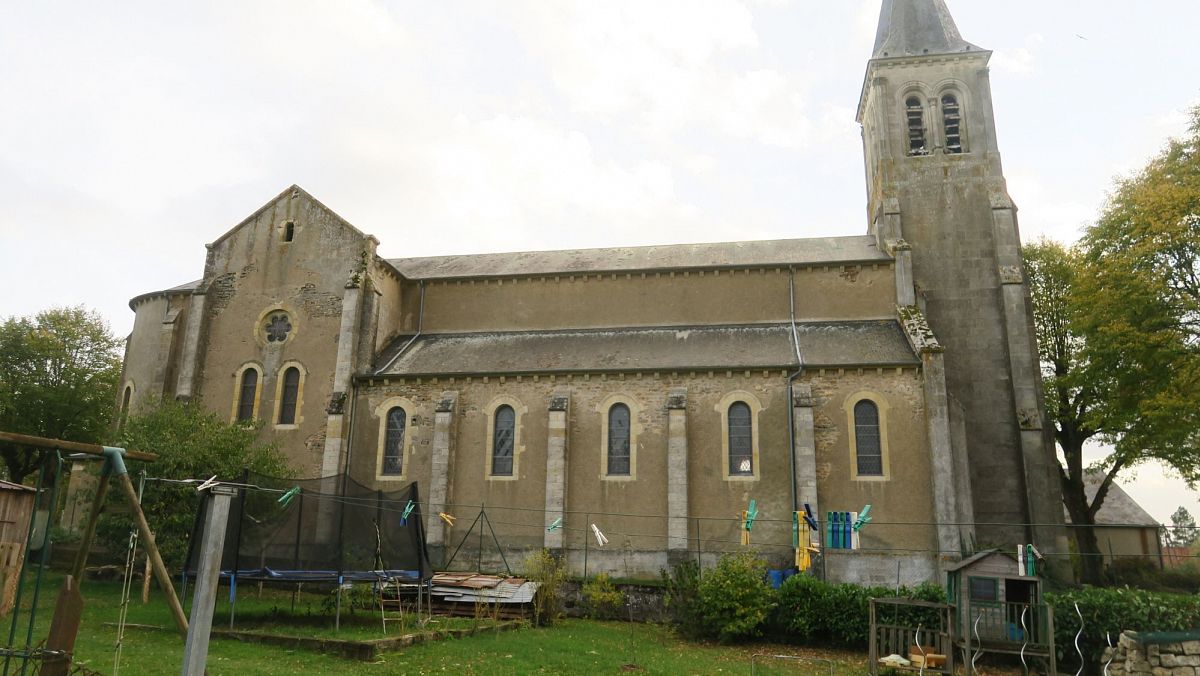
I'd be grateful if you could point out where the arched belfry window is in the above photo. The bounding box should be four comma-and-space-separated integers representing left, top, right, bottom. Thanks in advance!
278, 367, 300, 425
237, 370, 258, 422
607, 404, 631, 476
942, 94, 963, 154
492, 405, 515, 476
728, 402, 753, 476
854, 400, 883, 476
382, 407, 406, 476
906, 96, 928, 156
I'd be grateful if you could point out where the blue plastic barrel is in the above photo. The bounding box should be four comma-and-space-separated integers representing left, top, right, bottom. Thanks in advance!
767, 569, 785, 588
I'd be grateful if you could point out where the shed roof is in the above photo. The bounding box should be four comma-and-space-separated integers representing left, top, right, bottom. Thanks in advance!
1069, 471, 1159, 527
388, 235, 888, 280
0, 480, 35, 493
372, 320, 917, 377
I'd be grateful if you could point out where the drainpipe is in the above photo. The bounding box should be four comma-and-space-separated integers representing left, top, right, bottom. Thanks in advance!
348, 279, 424, 491
786, 267, 805, 514
376, 280, 426, 375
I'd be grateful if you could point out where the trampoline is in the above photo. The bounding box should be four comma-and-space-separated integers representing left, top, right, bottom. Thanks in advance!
181, 472, 433, 626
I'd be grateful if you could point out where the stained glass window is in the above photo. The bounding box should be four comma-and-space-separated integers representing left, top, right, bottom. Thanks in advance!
383, 407, 406, 475
607, 404, 631, 476
728, 402, 753, 476
265, 314, 292, 343
278, 367, 300, 424
492, 405, 515, 476
237, 370, 257, 422
855, 400, 883, 476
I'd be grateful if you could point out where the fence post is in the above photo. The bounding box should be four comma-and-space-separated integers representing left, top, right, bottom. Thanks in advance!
182, 485, 236, 676
583, 512, 590, 579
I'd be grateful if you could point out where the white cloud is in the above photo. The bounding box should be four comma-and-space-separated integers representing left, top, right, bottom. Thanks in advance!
991, 33, 1044, 75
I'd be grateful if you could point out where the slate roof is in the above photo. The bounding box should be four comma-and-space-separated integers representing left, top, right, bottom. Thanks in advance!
389, 235, 888, 280
1068, 471, 1160, 527
372, 321, 917, 377
872, 0, 982, 59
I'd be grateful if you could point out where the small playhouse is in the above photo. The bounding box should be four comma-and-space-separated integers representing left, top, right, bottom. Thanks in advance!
946, 549, 1056, 671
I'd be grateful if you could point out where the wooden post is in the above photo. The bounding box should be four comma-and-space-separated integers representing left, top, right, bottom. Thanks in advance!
115, 472, 189, 638
70, 473, 111, 583
182, 486, 235, 676
40, 575, 83, 676
141, 555, 152, 604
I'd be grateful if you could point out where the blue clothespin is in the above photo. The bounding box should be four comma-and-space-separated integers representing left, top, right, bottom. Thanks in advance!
853, 504, 872, 532
400, 499, 415, 526
277, 486, 300, 507
547, 517, 562, 532
802, 503, 819, 531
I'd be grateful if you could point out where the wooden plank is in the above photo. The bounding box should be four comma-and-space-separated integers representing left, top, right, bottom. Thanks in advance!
40, 575, 84, 676
0, 431, 157, 463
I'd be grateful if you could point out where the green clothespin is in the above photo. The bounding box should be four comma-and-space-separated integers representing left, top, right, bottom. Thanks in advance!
547, 517, 562, 532
853, 504, 872, 532
745, 499, 759, 532
278, 486, 300, 508
401, 500, 415, 525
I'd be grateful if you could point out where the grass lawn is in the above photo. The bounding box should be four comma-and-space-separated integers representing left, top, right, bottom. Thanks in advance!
1, 571, 1026, 674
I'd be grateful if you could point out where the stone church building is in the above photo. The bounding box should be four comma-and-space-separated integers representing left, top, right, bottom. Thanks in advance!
106, 0, 1066, 583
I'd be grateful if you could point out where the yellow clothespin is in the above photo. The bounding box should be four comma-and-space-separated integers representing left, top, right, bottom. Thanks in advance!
438, 512, 456, 527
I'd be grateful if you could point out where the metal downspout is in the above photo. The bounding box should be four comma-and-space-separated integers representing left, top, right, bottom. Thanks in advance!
376, 280, 426, 375
786, 267, 805, 515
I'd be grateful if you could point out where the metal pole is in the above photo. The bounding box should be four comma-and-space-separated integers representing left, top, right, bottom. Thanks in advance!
181, 486, 235, 676
583, 512, 590, 579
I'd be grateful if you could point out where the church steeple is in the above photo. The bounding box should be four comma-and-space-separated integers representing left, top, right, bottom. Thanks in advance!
872, 0, 981, 59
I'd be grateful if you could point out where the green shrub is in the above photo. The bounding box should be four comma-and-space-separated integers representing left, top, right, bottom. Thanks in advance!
582, 573, 626, 619
662, 560, 703, 637
1048, 586, 1200, 673
523, 549, 568, 626
696, 552, 776, 643
770, 576, 948, 648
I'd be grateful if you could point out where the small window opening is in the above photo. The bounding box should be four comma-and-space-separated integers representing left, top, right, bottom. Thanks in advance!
728, 402, 753, 476
492, 405, 515, 476
854, 400, 883, 476
942, 94, 963, 154
119, 385, 133, 430
906, 96, 928, 156
278, 367, 300, 424
383, 407, 406, 475
283, 221, 295, 242
237, 370, 258, 422
607, 404, 631, 476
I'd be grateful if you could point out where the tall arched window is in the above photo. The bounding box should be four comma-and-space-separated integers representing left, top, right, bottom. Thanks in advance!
728, 402, 753, 476
942, 94, 962, 154
492, 405, 515, 476
607, 404, 631, 476
854, 400, 883, 476
906, 96, 928, 156
237, 370, 258, 422
278, 367, 300, 425
382, 407, 406, 476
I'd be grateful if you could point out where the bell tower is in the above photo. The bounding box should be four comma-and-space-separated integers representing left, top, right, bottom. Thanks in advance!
857, 0, 1066, 559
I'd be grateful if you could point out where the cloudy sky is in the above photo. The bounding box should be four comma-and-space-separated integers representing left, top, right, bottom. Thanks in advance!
2, 0, 1197, 525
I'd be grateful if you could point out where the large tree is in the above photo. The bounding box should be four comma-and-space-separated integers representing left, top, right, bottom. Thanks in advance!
1024, 240, 1120, 584
1030, 105, 1200, 583
0, 306, 122, 482
97, 398, 289, 569
1076, 105, 1200, 477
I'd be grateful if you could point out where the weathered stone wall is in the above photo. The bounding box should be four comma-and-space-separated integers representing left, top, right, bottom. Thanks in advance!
121, 294, 190, 411
860, 51, 1066, 553
1104, 631, 1200, 675
194, 188, 374, 475
348, 365, 936, 581
416, 264, 896, 334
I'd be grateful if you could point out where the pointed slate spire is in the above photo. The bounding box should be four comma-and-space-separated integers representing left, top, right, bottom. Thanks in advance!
872, 0, 982, 59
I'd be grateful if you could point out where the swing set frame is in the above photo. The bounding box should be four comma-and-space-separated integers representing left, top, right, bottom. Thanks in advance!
0, 431, 185, 675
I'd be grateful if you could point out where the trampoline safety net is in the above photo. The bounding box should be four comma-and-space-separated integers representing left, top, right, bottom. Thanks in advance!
184, 472, 432, 582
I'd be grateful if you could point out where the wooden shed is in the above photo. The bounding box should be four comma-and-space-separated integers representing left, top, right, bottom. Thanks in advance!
0, 480, 35, 615
946, 550, 1056, 671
